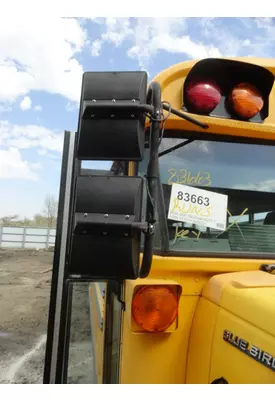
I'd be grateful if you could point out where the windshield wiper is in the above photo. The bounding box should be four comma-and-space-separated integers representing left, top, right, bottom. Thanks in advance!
158, 138, 195, 158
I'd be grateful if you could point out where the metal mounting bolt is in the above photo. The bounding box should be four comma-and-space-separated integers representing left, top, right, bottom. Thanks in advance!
92, 99, 96, 102
103, 232, 107, 236
104, 214, 108, 218
84, 213, 88, 217
110, 114, 115, 118
124, 233, 129, 237
125, 215, 130, 220
112, 99, 116, 102
90, 114, 95, 118
132, 99, 136, 102
130, 114, 135, 118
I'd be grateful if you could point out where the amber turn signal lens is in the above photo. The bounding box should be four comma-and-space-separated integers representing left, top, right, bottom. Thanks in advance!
228, 83, 264, 120
132, 285, 178, 333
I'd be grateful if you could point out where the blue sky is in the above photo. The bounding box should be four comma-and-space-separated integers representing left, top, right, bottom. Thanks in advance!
1, 17, 275, 218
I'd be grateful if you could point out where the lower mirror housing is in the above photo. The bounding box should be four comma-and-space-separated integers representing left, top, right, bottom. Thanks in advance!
68, 175, 144, 280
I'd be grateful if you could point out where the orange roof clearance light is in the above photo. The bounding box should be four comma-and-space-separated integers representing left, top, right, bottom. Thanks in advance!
132, 285, 179, 333
228, 83, 264, 120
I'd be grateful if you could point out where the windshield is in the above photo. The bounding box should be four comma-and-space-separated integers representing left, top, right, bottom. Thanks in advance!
139, 136, 275, 255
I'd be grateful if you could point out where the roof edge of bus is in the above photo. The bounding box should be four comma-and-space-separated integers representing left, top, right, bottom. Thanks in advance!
151, 57, 275, 82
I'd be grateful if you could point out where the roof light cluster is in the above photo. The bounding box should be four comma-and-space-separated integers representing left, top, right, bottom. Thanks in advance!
185, 78, 264, 120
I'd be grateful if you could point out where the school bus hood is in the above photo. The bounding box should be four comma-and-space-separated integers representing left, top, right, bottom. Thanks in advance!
187, 270, 275, 383
202, 270, 275, 337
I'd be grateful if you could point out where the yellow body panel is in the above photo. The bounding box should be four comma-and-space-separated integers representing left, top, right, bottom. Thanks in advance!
187, 271, 275, 383
203, 271, 275, 336
186, 297, 219, 383
89, 283, 106, 384
210, 310, 275, 384
145, 57, 275, 142
118, 258, 275, 384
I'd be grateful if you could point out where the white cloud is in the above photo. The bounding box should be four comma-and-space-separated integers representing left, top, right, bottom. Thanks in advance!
128, 34, 222, 63
0, 147, 40, 180
101, 17, 133, 46
0, 120, 63, 152
20, 96, 32, 110
194, 18, 275, 58
66, 101, 79, 112
91, 39, 102, 56
37, 148, 47, 156
93, 18, 221, 69
92, 17, 275, 70
34, 105, 42, 111
0, 104, 12, 113
5, 17, 274, 106
0, 16, 86, 104
233, 180, 275, 192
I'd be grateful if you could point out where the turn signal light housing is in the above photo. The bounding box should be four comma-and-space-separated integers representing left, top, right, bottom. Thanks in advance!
182, 58, 274, 123
132, 285, 179, 333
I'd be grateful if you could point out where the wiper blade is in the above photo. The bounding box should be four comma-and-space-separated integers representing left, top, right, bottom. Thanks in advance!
158, 138, 195, 158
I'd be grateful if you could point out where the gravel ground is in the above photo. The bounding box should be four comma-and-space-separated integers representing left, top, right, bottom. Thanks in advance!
0, 249, 95, 384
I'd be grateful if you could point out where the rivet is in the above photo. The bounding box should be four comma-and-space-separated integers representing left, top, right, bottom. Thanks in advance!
110, 114, 115, 118
130, 114, 135, 118
112, 99, 116, 102
104, 214, 108, 218
90, 114, 95, 118
132, 99, 136, 102
92, 99, 96, 102
84, 213, 88, 217
103, 232, 107, 236
125, 215, 130, 220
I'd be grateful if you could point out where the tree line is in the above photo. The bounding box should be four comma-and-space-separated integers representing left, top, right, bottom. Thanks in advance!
0, 195, 58, 228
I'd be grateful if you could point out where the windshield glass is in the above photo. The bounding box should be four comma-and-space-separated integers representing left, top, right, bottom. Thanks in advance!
139, 136, 275, 254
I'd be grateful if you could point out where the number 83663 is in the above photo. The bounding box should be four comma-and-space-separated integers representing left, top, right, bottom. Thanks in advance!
177, 191, 210, 207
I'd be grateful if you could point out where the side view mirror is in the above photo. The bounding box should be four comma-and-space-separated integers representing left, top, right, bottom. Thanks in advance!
64, 71, 207, 281
43, 68, 209, 385
69, 175, 146, 280
67, 71, 157, 280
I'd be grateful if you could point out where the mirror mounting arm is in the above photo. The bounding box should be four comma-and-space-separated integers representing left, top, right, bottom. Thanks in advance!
139, 82, 162, 278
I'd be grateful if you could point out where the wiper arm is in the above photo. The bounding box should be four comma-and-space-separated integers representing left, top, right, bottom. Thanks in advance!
158, 138, 195, 158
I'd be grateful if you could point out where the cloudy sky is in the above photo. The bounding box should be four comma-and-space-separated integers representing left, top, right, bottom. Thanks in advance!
1, 16, 275, 218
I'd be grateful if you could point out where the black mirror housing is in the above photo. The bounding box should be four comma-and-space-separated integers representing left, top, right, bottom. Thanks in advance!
69, 175, 144, 280
77, 71, 148, 161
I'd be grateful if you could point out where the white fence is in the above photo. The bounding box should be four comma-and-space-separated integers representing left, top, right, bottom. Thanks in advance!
0, 226, 56, 249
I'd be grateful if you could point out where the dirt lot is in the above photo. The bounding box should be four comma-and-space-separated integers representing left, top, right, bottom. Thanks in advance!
0, 249, 94, 384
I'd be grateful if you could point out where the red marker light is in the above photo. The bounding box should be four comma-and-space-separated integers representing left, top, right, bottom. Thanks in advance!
185, 79, 221, 115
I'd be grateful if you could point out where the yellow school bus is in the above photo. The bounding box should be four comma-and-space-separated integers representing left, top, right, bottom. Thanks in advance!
44, 57, 275, 384
88, 57, 275, 384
